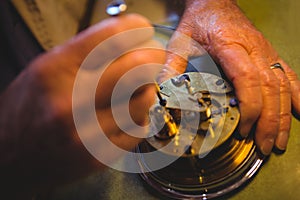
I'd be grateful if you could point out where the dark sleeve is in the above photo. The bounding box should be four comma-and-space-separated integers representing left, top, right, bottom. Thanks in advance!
0, 0, 44, 93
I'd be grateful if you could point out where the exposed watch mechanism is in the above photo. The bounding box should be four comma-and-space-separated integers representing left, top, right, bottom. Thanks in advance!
136, 72, 264, 199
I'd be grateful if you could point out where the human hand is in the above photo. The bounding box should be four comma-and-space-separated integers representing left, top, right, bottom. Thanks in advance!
0, 13, 165, 193
161, 0, 300, 155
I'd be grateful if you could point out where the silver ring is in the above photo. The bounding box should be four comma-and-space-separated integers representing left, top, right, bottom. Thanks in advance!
270, 63, 285, 73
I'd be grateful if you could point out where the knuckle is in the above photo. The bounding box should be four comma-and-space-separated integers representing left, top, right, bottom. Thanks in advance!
259, 70, 280, 90
239, 66, 260, 78
40, 94, 72, 128
285, 66, 299, 81
231, 67, 261, 89
279, 74, 290, 85
265, 112, 280, 125
280, 77, 292, 93
241, 100, 262, 121
279, 112, 292, 124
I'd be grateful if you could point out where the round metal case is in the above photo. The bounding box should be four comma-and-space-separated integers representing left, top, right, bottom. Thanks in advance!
136, 72, 264, 199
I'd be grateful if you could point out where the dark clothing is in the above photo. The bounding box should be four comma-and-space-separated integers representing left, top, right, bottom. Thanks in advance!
0, 1, 43, 93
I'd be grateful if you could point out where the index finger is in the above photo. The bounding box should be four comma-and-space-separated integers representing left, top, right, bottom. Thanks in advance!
157, 30, 207, 83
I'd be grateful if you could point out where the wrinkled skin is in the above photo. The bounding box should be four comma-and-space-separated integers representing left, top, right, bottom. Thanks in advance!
1, 1, 300, 198
0, 14, 165, 197
161, 0, 300, 155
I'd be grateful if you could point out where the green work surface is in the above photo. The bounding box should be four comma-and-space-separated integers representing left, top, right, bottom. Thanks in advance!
46, 1, 300, 199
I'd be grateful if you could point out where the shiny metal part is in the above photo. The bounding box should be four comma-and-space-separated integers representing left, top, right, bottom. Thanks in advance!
153, 83, 178, 140
147, 72, 238, 157
106, 0, 127, 16
136, 72, 264, 199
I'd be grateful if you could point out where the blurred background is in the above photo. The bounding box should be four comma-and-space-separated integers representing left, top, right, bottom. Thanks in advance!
39, 0, 300, 199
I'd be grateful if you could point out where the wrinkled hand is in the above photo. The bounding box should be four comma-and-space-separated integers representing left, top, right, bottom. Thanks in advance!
0, 13, 165, 193
162, 0, 300, 155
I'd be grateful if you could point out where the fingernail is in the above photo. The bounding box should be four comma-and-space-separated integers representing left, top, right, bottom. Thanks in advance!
260, 137, 275, 156
238, 124, 250, 138
276, 131, 289, 150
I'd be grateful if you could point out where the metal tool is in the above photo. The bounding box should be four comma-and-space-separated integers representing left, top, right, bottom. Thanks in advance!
106, 0, 127, 16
